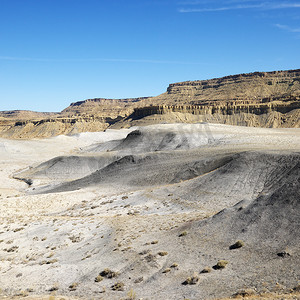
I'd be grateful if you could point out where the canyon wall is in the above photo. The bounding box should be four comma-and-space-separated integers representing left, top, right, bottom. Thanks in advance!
1, 69, 299, 138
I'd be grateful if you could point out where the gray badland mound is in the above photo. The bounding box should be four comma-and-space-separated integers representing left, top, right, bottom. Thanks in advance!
30, 151, 233, 194
15, 153, 120, 183
30, 151, 300, 212
89, 125, 216, 154
113, 129, 197, 153
139, 152, 300, 299
202, 154, 300, 246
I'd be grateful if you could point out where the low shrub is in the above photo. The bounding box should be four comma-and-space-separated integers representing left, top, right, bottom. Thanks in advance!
111, 282, 124, 291
213, 260, 228, 270
229, 240, 244, 250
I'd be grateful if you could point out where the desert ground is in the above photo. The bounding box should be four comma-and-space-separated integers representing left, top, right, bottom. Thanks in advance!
0, 123, 299, 300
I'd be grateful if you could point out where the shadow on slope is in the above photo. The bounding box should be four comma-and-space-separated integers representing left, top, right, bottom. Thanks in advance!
14, 154, 120, 183
29, 151, 300, 206
173, 151, 300, 209
86, 125, 218, 154
151, 152, 300, 298
203, 155, 300, 247
29, 151, 234, 194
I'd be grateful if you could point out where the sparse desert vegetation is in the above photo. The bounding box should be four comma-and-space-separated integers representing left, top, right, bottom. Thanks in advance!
213, 260, 229, 270
99, 268, 119, 278
111, 281, 125, 291
94, 275, 103, 282
182, 272, 200, 285
0, 123, 299, 300
230, 240, 245, 250
200, 266, 212, 273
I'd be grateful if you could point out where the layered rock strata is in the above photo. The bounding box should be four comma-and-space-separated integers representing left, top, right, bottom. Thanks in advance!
0, 69, 299, 138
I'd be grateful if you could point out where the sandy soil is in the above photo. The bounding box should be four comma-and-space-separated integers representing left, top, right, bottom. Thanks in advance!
0, 123, 299, 300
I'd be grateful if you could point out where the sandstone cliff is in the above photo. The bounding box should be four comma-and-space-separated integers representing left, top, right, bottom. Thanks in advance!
0, 69, 299, 138
61, 97, 152, 117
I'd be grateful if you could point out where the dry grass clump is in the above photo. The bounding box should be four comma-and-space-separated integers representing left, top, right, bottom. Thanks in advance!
100, 268, 119, 278
4, 246, 18, 252
13, 227, 24, 232
230, 240, 244, 250
179, 231, 188, 237
15, 290, 29, 297
69, 235, 82, 243
182, 272, 199, 285
126, 288, 136, 299
213, 260, 229, 270
69, 282, 78, 291
111, 282, 124, 291
139, 249, 151, 255
232, 288, 256, 298
200, 266, 212, 273
162, 268, 171, 273
144, 253, 156, 262
39, 259, 58, 265
134, 277, 143, 284
94, 275, 103, 282
48, 285, 59, 292
47, 252, 55, 258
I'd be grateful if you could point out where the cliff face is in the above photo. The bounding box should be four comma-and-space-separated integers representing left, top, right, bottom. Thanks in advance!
0, 69, 299, 138
61, 97, 153, 117
165, 69, 300, 101
118, 69, 300, 129
0, 116, 111, 139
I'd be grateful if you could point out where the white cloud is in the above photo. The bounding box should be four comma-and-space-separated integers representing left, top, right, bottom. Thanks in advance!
178, 2, 300, 12
178, 0, 263, 4
271, 3, 300, 9
179, 3, 263, 12
275, 23, 300, 33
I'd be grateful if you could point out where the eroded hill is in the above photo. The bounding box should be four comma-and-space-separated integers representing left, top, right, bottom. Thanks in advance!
0, 124, 299, 299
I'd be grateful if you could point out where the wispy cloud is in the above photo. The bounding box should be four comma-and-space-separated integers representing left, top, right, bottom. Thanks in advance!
179, 4, 262, 12
178, 0, 263, 4
178, 2, 300, 13
275, 23, 300, 33
0, 56, 211, 65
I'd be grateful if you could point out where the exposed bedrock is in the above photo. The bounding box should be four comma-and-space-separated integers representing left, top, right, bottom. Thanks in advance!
1, 68, 300, 138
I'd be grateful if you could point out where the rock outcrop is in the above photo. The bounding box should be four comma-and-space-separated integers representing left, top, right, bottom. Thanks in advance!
0, 68, 299, 138
61, 97, 152, 117
0, 116, 110, 139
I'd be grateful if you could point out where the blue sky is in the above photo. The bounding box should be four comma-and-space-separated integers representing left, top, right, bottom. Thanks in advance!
0, 0, 300, 112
